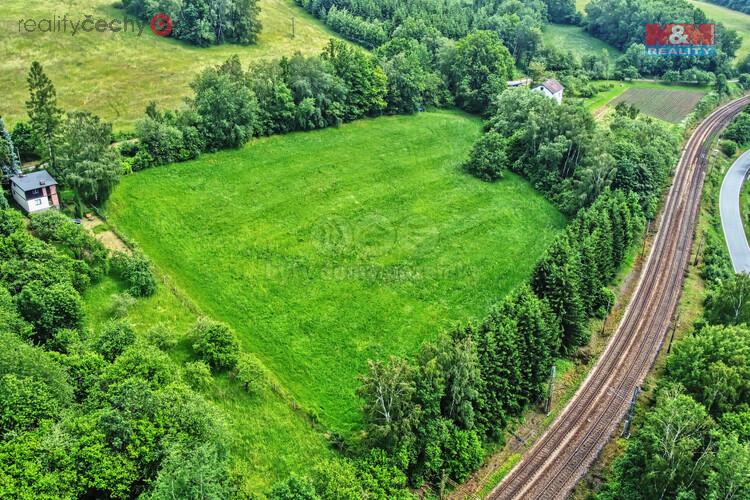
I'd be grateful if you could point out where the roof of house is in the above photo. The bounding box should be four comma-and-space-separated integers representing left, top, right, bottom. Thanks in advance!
540, 78, 564, 94
10, 170, 57, 191
507, 78, 532, 87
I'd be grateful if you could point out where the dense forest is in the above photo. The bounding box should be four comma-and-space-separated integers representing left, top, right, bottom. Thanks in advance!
704, 0, 750, 14
585, 0, 741, 77
120, 0, 262, 46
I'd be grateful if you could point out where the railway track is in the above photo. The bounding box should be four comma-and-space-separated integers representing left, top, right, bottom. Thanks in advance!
488, 95, 750, 500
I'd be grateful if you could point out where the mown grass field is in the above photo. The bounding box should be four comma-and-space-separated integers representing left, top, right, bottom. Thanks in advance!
609, 87, 706, 122
543, 24, 621, 65
0, 0, 338, 130
105, 110, 567, 436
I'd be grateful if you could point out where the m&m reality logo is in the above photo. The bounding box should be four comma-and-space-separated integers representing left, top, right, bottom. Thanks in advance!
645, 24, 716, 57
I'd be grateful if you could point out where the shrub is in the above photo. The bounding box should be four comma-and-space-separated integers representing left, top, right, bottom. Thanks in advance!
191, 319, 240, 371
94, 320, 136, 362
16, 281, 85, 344
109, 292, 136, 319
235, 353, 265, 393
0, 208, 23, 236
184, 361, 213, 391
720, 140, 738, 157
118, 141, 139, 158
724, 111, 750, 146
111, 250, 157, 297
10, 122, 37, 162
48, 328, 80, 354
462, 130, 510, 181
145, 322, 178, 351
29, 210, 109, 280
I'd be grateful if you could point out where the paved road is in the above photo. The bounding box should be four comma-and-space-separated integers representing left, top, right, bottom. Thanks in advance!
720, 149, 750, 273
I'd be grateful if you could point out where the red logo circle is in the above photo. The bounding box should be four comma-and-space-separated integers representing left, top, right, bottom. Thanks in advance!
150, 13, 172, 37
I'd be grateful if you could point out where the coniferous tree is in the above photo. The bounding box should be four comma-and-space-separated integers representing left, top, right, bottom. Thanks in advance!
498, 285, 562, 408
26, 62, 62, 167
0, 117, 21, 179
532, 234, 587, 352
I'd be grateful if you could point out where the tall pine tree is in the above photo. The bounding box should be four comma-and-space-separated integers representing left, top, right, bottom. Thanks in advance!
532, 234, 588, 352
26, 62, 62, 168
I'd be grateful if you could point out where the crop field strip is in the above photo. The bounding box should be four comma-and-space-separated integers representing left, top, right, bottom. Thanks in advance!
489, 95, 750, 500
105, 110, 567, 436
609, 88, 707, 123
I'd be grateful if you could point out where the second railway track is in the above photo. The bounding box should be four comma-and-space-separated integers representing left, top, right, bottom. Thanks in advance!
488, 95, 750, 500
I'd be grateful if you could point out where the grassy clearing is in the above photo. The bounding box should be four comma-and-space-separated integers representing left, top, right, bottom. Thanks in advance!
105, 110, 567, 436
0, 0, 338, 130
543, 24, 621, 65
609, 88, 707, 122
83, 275, 333, 493
689, 1, 750, 60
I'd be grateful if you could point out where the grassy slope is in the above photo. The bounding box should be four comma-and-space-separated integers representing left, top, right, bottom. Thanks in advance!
543, 24, 621, 65
689, 1, 750, 60
83, 275, 333, 493
0, 0, 338, 130
105, 110, 567, 436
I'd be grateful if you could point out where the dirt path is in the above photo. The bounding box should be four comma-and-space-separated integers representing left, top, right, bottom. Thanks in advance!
81, 215, 130, 254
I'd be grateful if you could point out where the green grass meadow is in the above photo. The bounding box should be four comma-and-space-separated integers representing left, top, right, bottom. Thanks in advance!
0, 0, 339, 130
689, 1, 750, 60
105, 110, 567, 436
543, 23, 621, 65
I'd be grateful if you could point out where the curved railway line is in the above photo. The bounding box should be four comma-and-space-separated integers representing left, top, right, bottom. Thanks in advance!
488, 95, 750, 500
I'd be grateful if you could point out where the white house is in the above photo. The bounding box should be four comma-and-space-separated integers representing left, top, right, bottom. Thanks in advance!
532, 78, 564, 104
10, 170, 60, 213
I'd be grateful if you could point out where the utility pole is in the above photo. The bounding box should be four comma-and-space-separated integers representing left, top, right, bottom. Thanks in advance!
667, 313, 681, 354
545, 364, 556, 415
693, 233, 705, 266
622, 386, 641, 438
601, 294, 613, 335
291, 17, 295, 38
641, 220, 652, 258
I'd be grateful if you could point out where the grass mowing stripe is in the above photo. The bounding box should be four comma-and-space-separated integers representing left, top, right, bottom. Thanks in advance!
106, 110, 567, 435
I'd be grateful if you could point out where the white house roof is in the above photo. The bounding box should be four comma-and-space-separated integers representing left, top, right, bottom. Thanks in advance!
540, 78, 564, 94
10, 170, 57, 191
